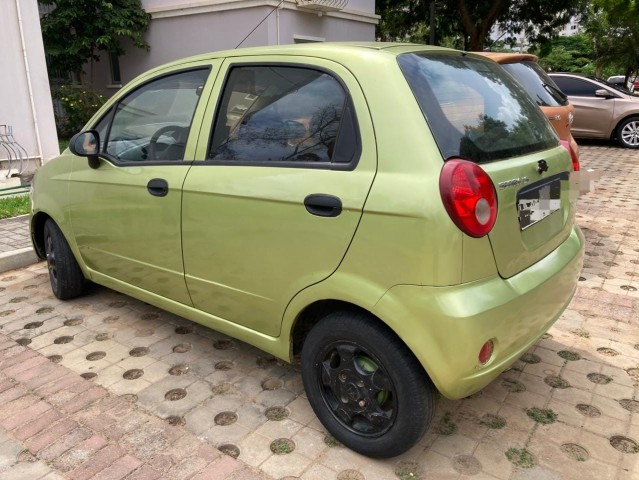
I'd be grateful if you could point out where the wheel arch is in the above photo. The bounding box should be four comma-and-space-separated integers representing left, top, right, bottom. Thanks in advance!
288, 299, 430, 380
31, 211, 52, 260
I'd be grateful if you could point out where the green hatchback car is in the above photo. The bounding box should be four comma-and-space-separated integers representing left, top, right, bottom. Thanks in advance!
31, 43, 584, 458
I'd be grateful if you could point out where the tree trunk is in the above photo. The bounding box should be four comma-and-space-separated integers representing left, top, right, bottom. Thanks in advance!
457, 0, 509, 51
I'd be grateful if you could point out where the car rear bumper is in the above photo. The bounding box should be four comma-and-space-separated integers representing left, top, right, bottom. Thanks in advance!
372, 225, 585, 399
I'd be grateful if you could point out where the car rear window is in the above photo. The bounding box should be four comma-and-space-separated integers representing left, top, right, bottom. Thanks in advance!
501, 61, 568, 107
398, 53, 558, 163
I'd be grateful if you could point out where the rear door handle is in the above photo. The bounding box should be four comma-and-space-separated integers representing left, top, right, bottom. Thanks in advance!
147, 178, 168, 197
304, 194, 342, 217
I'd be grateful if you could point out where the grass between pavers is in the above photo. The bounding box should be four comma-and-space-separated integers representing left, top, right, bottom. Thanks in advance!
0, 195, 29, 220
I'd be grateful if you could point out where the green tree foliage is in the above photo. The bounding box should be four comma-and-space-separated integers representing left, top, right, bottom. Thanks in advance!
376, 0, 430, 43
585, 0, 639, 79
40, 0, 151, 81
52, 85, 106, 138
536, 34, 595, 75
376, 0, 588, 51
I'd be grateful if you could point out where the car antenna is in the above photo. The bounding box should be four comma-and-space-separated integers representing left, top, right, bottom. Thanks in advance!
236, 0, 285, 49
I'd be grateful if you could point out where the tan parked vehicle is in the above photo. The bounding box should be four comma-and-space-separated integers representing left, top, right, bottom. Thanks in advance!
478, 53, 579, 167
549, 72, 639, 149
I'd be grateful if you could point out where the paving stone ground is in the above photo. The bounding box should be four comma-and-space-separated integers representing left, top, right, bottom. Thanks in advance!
0, 215, 30, 253
0, 142, 638, 480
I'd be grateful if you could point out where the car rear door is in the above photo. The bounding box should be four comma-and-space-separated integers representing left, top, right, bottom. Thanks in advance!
181, 57, 376, 336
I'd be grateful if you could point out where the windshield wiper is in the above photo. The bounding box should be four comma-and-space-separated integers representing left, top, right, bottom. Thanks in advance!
542, 82, 568, 102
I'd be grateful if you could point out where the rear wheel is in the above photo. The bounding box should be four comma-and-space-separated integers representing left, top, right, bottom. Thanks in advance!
617, 117, 639, 149
301, 311, 436, 458
44, 219, 85, 300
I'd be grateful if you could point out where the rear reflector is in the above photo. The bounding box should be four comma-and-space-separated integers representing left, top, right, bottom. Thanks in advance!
560, 140, 579, 171
439, 159, 497, 237
478, 340, 494, 365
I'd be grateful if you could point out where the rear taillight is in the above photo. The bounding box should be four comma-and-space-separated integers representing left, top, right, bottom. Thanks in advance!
560, 140, 579, 171
439, 159, 497, 238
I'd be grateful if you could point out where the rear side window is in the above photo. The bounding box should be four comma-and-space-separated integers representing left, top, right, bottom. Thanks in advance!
398, 53, 558, 163
501, 61, 568, 107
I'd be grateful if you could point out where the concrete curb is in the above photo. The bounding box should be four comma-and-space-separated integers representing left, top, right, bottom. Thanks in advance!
0, 247, 39, 274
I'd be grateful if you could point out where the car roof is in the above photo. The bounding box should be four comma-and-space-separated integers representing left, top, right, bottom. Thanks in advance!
143, 42, 459, 76
549, 72, 608, 82
548, 72, 590, 78
475, 52, 538, 64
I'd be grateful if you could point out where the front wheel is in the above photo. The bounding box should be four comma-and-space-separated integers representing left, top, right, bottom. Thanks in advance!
301, 311, 436, 458
617, 117, 639, 149
43, 219, 85, 300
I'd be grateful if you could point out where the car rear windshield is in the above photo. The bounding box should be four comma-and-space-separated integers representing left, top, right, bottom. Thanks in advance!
501, 61, 568, 107
398, 53, 559, 163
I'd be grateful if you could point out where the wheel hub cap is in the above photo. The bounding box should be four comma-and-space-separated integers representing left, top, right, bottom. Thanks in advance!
622, 122, 639, 146
318, 344, 395, 436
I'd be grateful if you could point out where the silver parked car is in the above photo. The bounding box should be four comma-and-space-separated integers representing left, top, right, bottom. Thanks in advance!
550, 73, 639, 148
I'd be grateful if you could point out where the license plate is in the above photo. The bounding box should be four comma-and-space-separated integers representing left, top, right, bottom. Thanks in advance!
517, 178, 561, 230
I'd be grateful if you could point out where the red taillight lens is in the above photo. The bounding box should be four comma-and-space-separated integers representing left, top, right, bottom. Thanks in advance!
478, 340, 494, 365
560, 140, 579, 171
439, 159, 497, 238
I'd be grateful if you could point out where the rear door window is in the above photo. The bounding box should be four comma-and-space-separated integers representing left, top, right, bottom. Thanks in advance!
208, 65, 359, 167
398, 53, 558, 163
551, 76, 599, 97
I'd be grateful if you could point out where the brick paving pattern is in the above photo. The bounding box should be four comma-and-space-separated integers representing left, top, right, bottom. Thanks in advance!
0, 336, 269, 480
0, 142, 638, 479
0, 215, 31, 253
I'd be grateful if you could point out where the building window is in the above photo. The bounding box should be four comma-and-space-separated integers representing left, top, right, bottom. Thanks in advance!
110, 53, 122, 85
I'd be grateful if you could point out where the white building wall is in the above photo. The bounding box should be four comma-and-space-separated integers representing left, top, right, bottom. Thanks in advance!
92, 0, 378, 94
0, 0, 58, 169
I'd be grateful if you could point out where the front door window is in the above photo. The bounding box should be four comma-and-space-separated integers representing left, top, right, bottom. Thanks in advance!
105, 69, 209, 162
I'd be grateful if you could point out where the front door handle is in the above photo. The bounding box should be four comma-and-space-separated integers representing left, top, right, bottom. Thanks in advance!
304, 194, 342, 217
147, 178, 168, 197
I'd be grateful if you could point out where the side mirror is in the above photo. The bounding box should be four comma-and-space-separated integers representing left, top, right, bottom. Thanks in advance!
595, 89, 613, 99
69, 130, 101, 169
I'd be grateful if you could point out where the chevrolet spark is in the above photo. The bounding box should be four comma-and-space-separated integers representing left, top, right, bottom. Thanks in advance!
31, 43, 584, 458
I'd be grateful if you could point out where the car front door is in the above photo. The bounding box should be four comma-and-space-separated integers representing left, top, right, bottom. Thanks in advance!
551, 76, 617, 138
181, 58, 377, 336
67, 64, 217, 304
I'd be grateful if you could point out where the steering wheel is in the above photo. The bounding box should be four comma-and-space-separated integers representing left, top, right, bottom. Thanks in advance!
148, 125, 187, 160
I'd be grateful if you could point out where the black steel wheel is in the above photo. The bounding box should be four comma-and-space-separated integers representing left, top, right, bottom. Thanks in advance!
301, 310, 436, 458
43, 219, 85, 300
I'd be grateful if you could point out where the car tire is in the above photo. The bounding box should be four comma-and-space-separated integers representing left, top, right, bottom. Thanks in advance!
616, 117, 639, 149
301, 310, 436, 458
43, 219, 85, 300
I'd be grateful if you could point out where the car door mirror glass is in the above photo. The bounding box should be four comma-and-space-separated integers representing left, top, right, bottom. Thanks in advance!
70, 130, 100, 156
595, 89, 612, 98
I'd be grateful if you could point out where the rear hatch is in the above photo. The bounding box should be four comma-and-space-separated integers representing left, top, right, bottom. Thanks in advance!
398, 51, 575, 278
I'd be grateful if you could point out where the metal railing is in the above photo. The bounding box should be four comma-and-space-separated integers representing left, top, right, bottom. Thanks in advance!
1, 125, 31, 197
